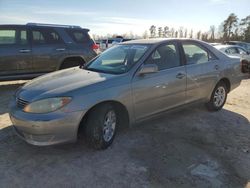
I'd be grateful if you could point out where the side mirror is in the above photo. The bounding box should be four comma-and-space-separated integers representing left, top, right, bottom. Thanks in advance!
138, 64, 158, 75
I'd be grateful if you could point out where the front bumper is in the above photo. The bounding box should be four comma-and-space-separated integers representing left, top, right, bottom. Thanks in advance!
9, 102, 84, 146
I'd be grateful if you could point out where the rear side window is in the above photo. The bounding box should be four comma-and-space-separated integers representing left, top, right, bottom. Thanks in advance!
0, 29, 16, 44
183, 43, 212, 65
66, 29, 90, 43
31, 28, 63, 45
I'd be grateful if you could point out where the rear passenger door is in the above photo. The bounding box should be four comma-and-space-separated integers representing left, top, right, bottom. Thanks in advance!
0, 27, 32, 76
182, 42, 219, 103
132, 42, 186, 120
31, 27, 68, 72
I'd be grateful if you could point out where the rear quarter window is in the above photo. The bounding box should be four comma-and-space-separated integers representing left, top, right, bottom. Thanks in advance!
66, 29, 90, 43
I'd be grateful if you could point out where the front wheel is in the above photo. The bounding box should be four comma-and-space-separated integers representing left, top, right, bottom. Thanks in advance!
206, 82, 228, 111
85, 104, 117, 149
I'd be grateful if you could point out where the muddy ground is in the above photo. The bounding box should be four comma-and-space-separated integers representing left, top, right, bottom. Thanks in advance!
0, 79, 250, 188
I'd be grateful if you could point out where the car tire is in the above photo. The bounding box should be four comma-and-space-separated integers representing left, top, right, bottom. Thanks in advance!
85, 104, 117, 149
206, 82, 228, 111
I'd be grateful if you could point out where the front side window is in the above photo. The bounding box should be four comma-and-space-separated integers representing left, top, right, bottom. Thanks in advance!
86, 44, 149, 74
0, 29, 16, 45
183, 43, 209, 65
145, 43, 180, 70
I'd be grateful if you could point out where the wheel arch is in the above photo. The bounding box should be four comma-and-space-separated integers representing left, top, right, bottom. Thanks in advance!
58, 56, 86, 70
219, 77, 231, 93
77, 100, 130, 136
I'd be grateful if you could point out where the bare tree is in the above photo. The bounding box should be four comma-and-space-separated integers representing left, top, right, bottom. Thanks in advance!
149, 25, 156, 38
175, 31, 178, 38
158, 27, 163, 37
170, 28, 175, 38
143, 30, 149, 39
179, 27, 184, 38
184, 28, 188, 38
163, 26, 169, 37
202, 33, 209, 41
189, 29, 193, 38
210, 25, 215, 41
197, 31, 202, 40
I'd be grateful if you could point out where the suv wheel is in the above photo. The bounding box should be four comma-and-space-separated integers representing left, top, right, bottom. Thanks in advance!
85, 104, 117, 149
206, 82, 227, 111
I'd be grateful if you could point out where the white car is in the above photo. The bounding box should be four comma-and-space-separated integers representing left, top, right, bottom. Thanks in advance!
214, 45, 250, 61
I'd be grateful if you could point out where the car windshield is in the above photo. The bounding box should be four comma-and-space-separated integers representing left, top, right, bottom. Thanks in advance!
85, 44, 149, 74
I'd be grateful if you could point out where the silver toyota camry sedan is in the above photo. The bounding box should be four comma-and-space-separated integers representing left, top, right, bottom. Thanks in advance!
9, 39, 244, 149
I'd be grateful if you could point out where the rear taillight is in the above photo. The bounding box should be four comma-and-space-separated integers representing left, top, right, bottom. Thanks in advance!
92, 43, 100, 54
241, 59, 250, 73
92, 43, 99, 50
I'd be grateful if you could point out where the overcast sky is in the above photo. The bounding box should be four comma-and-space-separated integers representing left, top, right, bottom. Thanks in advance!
0, 0, 249, 35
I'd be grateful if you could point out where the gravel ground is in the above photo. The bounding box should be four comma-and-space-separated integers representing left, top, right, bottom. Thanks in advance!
0, 79, 250, 188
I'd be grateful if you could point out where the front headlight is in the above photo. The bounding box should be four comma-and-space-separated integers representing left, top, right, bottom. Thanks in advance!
23, 97, 72, 113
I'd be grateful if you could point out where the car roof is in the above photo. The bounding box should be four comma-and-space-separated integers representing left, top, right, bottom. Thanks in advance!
0, 24, 89, 31
227, 41, 245, 43
214, 44, 243, 49
122, 38, 204, 45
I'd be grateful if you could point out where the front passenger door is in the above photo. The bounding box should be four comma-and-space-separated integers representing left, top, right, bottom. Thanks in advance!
132, 42, 186, 120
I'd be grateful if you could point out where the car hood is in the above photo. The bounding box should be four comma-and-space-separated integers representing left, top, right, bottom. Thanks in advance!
17, 67, 116, 101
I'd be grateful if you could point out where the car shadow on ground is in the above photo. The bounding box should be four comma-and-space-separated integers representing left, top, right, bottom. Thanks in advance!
0, 106, 250, 187
0, 82, 25, 115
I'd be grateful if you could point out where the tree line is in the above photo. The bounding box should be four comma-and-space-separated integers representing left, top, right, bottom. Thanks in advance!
147, 13, 250, 42
92, 13, 250, 43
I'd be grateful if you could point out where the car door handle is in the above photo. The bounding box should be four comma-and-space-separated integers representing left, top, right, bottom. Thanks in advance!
19, 49, 31, 53
56, 48, 66, 51
176, 73, 185, 79
214, 65, 219, 70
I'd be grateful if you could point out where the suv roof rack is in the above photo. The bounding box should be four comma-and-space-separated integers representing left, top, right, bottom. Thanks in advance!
26, 23, 81, 29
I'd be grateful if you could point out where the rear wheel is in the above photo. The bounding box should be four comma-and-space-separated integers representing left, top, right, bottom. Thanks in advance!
206, 82, 227, 111
85, 104, 117, 149
60, 58, 85, 69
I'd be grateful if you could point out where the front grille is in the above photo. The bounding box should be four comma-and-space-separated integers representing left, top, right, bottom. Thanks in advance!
16, 98, 29, 109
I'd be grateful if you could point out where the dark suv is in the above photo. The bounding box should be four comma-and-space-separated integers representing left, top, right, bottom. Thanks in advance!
0, 23, 99, 80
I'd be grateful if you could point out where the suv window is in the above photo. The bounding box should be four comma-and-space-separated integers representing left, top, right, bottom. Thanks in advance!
183, 43, 210, 65
0, 29, 16, 44
32, 30, 46, 44
66, 29, 90, 43
20, 30, 28, 45
32, 28, 62, 45
145, 43, 180, 70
